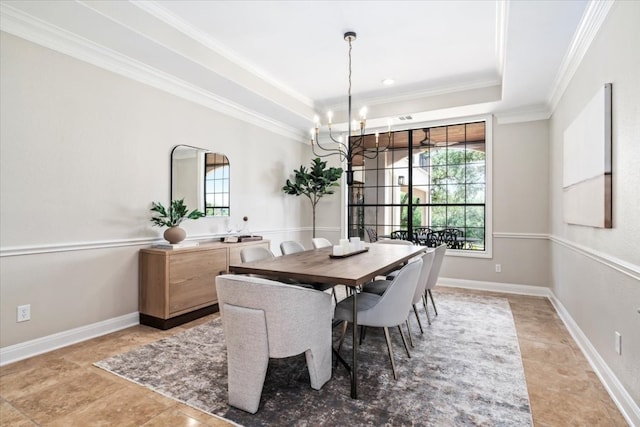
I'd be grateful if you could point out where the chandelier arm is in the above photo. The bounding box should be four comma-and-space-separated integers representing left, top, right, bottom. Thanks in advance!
312, 144, 347, 161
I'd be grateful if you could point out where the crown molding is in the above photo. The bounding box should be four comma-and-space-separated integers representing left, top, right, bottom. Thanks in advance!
0, 3, 307, 143
547, 0, 615, 112
494, 107, 551, 124
130, 0, 314, 110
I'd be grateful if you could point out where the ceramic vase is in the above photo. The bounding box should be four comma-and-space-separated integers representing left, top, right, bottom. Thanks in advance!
164, 226, 186, 244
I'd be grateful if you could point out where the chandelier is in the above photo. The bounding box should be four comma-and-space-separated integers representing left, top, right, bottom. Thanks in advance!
310, 31, 390, 186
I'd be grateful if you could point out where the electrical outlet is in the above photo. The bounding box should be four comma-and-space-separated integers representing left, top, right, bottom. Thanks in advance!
495, 264, 502, 273
615, 331, 622, 355
17, 304, 31, 322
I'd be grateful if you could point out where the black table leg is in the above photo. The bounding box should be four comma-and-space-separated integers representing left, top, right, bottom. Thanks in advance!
351, 289, 358, 399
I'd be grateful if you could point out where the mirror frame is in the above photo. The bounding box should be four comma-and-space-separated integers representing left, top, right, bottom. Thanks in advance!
170, 145, 230, 217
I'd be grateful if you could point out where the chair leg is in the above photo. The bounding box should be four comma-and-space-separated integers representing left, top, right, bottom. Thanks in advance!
404, 320, 414, 348
428, 289, 438, 316
412, 303, 424, 334
423, 293, 432, 325
336, 320, 348, 354
359, 325, 366, 345
383, 327, 398, 380
397, 325, 411, 358
331, 287, 338, 304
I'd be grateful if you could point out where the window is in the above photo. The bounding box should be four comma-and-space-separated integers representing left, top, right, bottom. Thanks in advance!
204, 152, 230, 216
348, 118, 491, 255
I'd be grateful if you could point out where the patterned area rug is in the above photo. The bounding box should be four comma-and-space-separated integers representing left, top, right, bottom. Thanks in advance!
95, 292, 532, 426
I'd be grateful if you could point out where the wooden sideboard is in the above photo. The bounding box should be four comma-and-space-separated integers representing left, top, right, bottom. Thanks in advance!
139, 239, 270, 329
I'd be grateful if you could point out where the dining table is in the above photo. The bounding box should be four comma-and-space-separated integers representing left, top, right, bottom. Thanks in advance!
228, 241, 427, 399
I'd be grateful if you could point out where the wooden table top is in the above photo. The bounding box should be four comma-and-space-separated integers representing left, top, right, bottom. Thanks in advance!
228, 243, 426, 287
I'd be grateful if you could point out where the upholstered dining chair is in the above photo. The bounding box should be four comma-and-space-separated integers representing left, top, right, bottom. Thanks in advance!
365, 227, 378, 243
422, 244, 446, 324
280, 240, 306, 255
333, 259, 423, 380
362, 250, 435, 337
216, 274, 333, 413
240, 245, 275, 263
280, 240, 337, 301
311, 237, 332, 249
377, 239, 420, 281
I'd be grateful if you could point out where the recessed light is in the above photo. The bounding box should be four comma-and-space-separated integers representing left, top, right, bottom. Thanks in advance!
382, 78, 395, 86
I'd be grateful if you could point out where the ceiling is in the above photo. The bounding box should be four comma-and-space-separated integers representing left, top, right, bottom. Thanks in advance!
1, 0, 594, 138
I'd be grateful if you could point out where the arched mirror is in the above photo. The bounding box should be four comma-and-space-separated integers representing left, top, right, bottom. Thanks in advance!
171, 145, 230, 217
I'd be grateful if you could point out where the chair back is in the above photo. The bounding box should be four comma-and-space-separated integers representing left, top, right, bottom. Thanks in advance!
216, 275, 332, 358
280, 240, 305, 255
240, 246, 275, 263
359, 259, 422, 327
311, 237, 332, 249
425, 244, 446, 290
365, 227, 378, 243
413, 250, 436, 305
442, 228, 464, 249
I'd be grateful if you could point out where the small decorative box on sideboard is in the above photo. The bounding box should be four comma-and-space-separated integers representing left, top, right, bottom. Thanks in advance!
139, 239, 269, 329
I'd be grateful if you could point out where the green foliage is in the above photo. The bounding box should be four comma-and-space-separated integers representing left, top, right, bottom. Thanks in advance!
150, 199, 205, 227
400, 193, 422, 228
428, 147, 485, 229
282, 158, 343, 206
282, 157, 343, 237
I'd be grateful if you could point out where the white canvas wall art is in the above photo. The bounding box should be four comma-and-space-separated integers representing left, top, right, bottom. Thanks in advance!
562, 83, 612, 228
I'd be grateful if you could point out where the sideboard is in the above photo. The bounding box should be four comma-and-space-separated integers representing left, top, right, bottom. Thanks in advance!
139, 239, 270, 329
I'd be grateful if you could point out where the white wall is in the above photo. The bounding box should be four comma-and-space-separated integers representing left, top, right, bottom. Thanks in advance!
0, 32, 329, 349
548, 0, 640, 412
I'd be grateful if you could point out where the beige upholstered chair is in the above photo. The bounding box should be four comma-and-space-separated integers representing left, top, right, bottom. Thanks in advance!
362, 250, 436, 336
240, 245, 275, 263
280, 240, 338, 302
280, 240, 306, 255
422, 244, 447, 324
311, 237, 332, 249
216, 275, 333, 414
334, 259, 423, 379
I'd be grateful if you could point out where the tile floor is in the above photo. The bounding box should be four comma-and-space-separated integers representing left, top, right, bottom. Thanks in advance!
0, 287, 628, 426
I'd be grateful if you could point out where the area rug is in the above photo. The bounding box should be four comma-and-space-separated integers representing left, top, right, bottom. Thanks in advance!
95, 292, 532, 426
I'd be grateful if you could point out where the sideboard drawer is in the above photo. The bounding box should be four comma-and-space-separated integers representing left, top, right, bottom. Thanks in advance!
168, 250, 226, 315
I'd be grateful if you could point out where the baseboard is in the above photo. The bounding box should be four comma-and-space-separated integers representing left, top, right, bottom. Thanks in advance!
440, 277, 639, 427
548, 294, 640, 427
0, 312, 139, 367
438, 277, 552, 297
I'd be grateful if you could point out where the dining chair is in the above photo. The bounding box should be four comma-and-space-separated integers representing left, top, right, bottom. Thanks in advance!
377, 239, 420, 281
311, 237, 332, 249
442, 228, 464, 249
216, 274, 332, 413
362, 250, 436, 337
280, 240, 337, 301
333, 259, 423, 380
365, 227, 378, 243
422, 243, 446, 324
240, 245, 275, 263
279, 240, 306, 255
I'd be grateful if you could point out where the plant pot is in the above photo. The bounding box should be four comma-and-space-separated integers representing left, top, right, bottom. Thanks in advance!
164, 226, 186, 244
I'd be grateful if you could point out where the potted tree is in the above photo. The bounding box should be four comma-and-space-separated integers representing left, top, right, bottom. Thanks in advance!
150, 198, 205, 244
282, 158, 343, 237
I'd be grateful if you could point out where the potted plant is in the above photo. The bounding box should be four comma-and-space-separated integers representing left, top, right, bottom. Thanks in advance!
150, 199, 205, 244
282, 158, 343, 237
